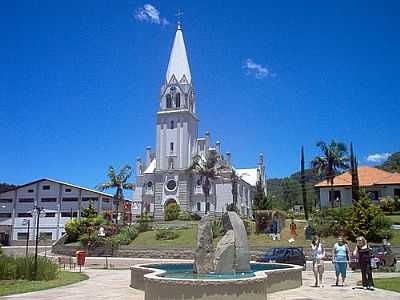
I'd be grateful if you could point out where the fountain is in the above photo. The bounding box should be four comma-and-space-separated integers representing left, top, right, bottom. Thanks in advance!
130, 212, 302, 300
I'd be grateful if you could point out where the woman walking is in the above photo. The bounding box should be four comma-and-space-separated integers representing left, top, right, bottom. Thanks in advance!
311, 234, 325, 287
353, 236, 374, 290
332, 236, 351, 286
290, 219, 297, 239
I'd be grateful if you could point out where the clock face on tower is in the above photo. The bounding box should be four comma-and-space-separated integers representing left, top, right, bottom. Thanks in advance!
166, 179, 177, 191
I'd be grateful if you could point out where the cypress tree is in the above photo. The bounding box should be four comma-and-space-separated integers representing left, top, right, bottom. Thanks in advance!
301, 146, 309, 220
350, 143, 360, 203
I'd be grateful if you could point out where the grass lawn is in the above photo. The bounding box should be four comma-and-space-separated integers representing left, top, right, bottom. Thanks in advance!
130, 219, 339, 249
374, 277, 400, 293
0, 271, 89, 297
389, 228, 400, 245
131, 226, 198, 248
387, 214, 400, 225
129, 218, 400, 249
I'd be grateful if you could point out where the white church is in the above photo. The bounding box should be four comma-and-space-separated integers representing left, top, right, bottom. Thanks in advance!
132, 23, 266, 220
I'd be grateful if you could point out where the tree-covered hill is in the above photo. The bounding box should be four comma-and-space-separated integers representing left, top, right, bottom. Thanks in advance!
0, 183, 17, 193
377, 152, 400, 173
266, 169, 325, 210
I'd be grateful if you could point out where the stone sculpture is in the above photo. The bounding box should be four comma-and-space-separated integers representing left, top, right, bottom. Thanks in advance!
214, 212, 251, 273
193, 215, 214, 274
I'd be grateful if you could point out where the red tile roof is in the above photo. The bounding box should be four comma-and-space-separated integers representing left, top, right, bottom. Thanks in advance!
315, 166, 400, 188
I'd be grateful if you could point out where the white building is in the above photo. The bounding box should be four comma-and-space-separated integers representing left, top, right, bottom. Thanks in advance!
0, 178, 125, 245
132, 23, 266, 219
315, 166, 400, 208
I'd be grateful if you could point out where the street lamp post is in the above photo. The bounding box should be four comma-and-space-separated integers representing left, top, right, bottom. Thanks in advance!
22, 219, 30, 257
33, 205, 44, 281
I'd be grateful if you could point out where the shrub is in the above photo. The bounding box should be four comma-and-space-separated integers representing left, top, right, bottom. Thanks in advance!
380, 197, 397, 213
164, 202, 180, 221
112, 225, 139, 245
137, 213, 152, 232
190, 213, 202, 221
65, 220, 80, 243
242, 219, 252, 236
155, 229, 179, 240
80, 204, 97, 219
310, 208, 352, 237
94, 215, 109, 226
0, 256, 58, 281
212, 218, 225, 238
348, 191, 393, 242
79, 228, 103, 248
178, 211, 192, 221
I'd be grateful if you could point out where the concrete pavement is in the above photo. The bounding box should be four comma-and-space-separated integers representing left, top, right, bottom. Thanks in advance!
1, 268, 399, 300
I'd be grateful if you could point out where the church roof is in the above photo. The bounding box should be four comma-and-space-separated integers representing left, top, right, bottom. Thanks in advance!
166, 24, 191, 83
144, 159, 156, 174
315, 166, 400, 187
236, 168, 258, 186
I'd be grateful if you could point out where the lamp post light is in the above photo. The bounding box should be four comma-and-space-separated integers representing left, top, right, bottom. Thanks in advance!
33, 205, 45, 281
22, 219, 30, 257
98, 226, 109, 269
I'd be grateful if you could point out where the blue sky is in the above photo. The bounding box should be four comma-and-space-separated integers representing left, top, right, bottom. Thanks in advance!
1, 1, 399, 190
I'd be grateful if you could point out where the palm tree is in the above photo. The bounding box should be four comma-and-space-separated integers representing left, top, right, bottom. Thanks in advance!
189, 150, 223, 215
96, 165, 135, 225
311, 140, 349, 208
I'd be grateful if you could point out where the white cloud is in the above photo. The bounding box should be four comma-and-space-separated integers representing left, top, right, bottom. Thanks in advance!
134, 4, 169, 26
243, 58, 275, 79
366, 152, 391, 163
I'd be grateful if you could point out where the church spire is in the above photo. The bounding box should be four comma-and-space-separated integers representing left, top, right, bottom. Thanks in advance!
166, 23, 191, 83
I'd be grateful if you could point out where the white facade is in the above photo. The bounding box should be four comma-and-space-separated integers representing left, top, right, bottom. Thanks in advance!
0, 179, 118, 245
318, 184, 400, 208
132, 24, 266, 220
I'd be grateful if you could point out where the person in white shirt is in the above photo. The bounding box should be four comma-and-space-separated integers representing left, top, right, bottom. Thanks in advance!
311, 234, 325, 287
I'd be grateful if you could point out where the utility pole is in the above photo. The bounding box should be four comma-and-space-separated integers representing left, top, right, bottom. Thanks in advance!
33, 205, 44, 280
22, 219, 30, 257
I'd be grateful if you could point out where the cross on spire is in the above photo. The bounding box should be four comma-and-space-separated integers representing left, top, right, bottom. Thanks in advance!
175, 10, 184, 29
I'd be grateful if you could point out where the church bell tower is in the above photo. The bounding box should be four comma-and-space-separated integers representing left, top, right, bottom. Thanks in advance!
156, 23, 198, 171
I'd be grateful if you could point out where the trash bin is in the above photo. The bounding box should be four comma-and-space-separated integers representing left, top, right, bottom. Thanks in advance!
76, 251, 86, 266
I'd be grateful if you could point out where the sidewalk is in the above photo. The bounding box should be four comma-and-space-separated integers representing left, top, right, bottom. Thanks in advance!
1, 268, 399, 300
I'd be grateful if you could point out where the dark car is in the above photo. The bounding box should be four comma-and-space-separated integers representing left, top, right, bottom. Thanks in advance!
257, 247, 306, 269
349, 244, 396, 270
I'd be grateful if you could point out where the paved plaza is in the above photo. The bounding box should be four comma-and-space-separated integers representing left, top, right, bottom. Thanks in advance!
1, 266, 399, 300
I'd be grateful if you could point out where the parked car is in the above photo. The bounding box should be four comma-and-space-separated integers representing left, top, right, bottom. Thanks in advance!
349, 244, 396, 270
257, 247, 306, 269
371, 245, 397, 268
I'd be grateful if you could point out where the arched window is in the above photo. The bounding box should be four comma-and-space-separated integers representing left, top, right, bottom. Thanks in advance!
170, 120, 174, 129
175, 93, 180, 108
166, 94, 172, 108
168, 158, 174, 169
170, 142, 174, 151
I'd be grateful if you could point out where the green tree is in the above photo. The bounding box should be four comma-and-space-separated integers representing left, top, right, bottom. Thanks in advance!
81, 201, 97, 219
282, 178, 300, 209
189, 150, 224, 214
301, 146, 309, 220
311, 140, 349, 208
348, 191, 393, 242
96, 165, 134, 225
253, 172, 271, 211
350, 143, 360, 203
164, 202, 180, 221
378, 152, 400, 173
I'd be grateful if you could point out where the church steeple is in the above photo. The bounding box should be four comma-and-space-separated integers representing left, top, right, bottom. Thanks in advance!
156, 24, 198, 171
166, 24, 191, 84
